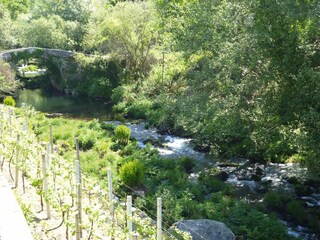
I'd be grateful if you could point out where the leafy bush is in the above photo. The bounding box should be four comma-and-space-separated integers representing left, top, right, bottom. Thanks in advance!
264, 192, 290, 211
88, 77, 112, 98
111, 86, 125, 103
286, 200, 307, 225
21, 64, 39, 72
94, 140, 110, 158
0, 61, 20, 97
127, 99, 152, 119
114, 125, 131, 145
178, 157, 195, 173
3, 96, 15, 106
87, 119, 101, 130
113, 102, 127, 114
101, 122, 115, 131
119, 160, 145, 187
78, 130, 98, 150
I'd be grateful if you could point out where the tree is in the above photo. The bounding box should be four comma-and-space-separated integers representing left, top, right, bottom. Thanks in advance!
19, 15, 82, 50
0, 0, 31, 19
85, 1, 158, 82
149, 0, 320, 172
0, 61, 21, 97
0, 9, 19, 49
32, 0, 89, 23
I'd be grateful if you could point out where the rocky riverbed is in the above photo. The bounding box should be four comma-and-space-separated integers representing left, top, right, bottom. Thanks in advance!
107, 121, 320, 240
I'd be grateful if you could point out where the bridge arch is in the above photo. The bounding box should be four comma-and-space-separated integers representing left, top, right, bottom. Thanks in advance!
0, 47, 82, 93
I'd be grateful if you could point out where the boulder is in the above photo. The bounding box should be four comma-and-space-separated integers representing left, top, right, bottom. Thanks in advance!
45, 113, 64, 118
213, 171, 229, 181
287, 176, 300, 185
251, 173, 261, 181
173, 219, 235, 240
254, 165, 264, 176
305, 178, 320, 188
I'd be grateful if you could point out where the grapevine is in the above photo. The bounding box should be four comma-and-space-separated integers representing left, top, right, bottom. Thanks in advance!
0, 104, 181, 240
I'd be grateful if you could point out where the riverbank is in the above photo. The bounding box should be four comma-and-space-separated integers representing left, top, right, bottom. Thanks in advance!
106, 120, 320, 240
11, 88, 320, 239
5, 104, 294, 239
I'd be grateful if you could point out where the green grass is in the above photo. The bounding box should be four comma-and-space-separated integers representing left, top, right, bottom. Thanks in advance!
29, 112, 294, 240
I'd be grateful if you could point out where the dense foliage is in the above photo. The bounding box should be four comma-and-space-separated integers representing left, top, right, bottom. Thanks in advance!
0, 60, 20, 97
0, 1, 319, 238
31, 110, 294, 240
3, 95, 15, 106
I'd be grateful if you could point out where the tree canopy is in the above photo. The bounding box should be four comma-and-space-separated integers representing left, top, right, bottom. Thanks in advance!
0, 0, 319, 176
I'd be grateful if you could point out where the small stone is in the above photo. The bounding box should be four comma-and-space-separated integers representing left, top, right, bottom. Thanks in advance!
214, 171, 229, 181
251, 174, 261, 181
254, 166, 264, 176
287, 176, 300, 185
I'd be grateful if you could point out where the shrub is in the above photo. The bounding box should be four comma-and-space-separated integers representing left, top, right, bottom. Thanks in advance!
119, 160, 145, 187
111, 86, 125, 103
127, 99, 152, 119
87, 119, 101, 130
114, 125, 131, 145
94, 141, 110, 158
88, 77, 112, 98
264, 192, 290, 211
113, 102, 127, 114
78, 130, 98, 150
178, 157, 196, 173
3, 96, 15, 106
286, 200, 307, 225
101, 122, 115, 131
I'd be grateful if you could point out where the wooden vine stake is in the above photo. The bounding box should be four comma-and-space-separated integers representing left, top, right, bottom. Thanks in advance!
157, 198, 162, 240
127, 195, 133, 239
75, 138, 82, 240
42, 154, 51, 219
14, 134, 20, 189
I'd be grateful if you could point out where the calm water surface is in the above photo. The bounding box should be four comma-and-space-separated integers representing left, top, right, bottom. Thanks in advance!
15, 88, 112, 120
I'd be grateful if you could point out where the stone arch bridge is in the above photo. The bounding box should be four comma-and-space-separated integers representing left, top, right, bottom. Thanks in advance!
0, 47, 83, 94
0, 47, 75, 61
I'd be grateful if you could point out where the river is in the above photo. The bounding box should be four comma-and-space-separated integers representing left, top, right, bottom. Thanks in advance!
15, 88, 113, 120
15, 88, 319, 240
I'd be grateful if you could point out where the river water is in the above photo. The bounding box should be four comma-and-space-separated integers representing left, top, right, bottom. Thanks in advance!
15, 88, 112, 120
15, 88, 319, 240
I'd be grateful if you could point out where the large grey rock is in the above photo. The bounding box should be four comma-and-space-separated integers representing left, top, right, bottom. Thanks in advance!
173, 219, 235, 240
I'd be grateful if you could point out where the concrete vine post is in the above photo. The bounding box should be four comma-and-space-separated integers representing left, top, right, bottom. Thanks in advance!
42, 154, 51, 219
46, 143, 51, 167
157, 198, 162, 240
108, 168, 115, 239
24, 117, 28, 132
0, 111, 3, 130
50, 124, 53, 154
127, 195, 133, 239
132, 233, 140, 240
14, 134, 20, 189
108, 168, 114, 217
75, 138, 82, 239
8, 108, 11, 125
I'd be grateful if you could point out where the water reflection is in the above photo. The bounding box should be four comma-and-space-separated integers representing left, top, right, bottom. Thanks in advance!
15, 88, 112, 120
